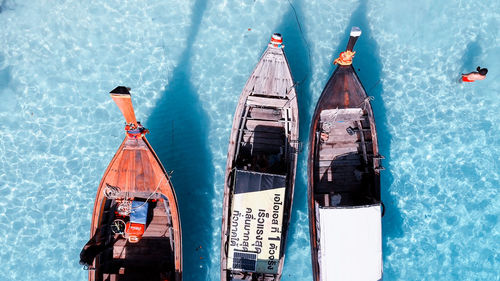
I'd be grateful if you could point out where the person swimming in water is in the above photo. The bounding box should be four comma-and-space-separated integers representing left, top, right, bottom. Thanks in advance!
462, 66, 488, 82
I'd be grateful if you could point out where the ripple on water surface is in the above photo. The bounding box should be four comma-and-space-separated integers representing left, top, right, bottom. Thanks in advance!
0, 0, 499, 280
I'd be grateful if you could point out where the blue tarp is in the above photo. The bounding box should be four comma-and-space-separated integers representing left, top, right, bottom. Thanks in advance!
130, 201, 148, 225
234, 170, 286, 194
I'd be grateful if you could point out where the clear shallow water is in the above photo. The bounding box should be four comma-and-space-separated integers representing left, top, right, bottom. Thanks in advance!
0, 0, 499, 280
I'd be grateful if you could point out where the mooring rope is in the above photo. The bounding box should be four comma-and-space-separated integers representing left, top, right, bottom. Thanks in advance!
357, 96, 375, 110
286, 0, 311, 87
367, 79, 382, 95
130, 176, 165, 211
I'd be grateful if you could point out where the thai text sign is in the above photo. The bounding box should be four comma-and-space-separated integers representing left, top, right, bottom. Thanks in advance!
227, 187, 286, 274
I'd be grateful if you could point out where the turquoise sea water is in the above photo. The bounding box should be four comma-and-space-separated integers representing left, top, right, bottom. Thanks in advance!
0, 0, 499, 280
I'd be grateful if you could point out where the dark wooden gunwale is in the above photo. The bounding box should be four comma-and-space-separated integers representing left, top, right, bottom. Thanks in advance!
87, 89, 182, 281
307, 29, 382, 281
220, 38, 299, 281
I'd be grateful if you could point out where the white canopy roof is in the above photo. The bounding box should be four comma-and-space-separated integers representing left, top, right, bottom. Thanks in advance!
317, 205, 382, 281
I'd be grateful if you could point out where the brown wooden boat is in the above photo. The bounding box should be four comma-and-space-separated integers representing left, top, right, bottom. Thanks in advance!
308, 27, 384, 281
220, 34, 299, 281
80, 86, 182, 281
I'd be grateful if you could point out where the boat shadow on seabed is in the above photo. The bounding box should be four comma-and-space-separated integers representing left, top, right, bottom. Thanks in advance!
272, 1, 314, 279
336, 1, 404, 276
148, 0, 213, 279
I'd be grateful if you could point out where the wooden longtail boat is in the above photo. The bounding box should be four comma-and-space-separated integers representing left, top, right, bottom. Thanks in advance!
80, 87, 182, 281
220, 34, 299, 281
308, 27, 384, 281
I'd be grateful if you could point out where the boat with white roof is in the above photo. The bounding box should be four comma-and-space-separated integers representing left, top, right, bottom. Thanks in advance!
307, 27, 384, 281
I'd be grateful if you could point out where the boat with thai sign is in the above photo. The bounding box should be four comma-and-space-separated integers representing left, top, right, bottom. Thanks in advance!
307, 27, 384, 281
220, 33, 299, 281
79, 86, 182, 281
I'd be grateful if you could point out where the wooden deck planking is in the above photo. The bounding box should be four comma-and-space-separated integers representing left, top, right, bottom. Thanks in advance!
241, 48, 294, 99
262, 57, 277, 96
247, 95, 289, 108
272, 61, 285, 96
245, 50, 291, 98
144, 223, 170, 237
243, 131, 285, 143
321, 131, 359, 145
317, 158, 361, 167
242, 116, 286, 150
273, 62, 289, 97
322, 132, 357, 141
318, 147, 359, 160
138, 149, 155, 191
101, 139, 166, 194
113, 239, 128, 259
320, 108, 364, 120
241, 133, 284, 146
152, 205, 168, 218
320, 140, 361, 149
242, 129, 284, 139
252, 57, 271, 96
317, 107, 366, 191
245, 119, 284, 131
248, 107, 282, 121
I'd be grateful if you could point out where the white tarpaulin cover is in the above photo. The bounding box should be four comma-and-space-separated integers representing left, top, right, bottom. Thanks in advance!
227, 170, 286, 274
318, 205, 382, 281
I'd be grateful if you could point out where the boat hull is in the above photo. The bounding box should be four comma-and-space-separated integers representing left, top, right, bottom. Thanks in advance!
307, 29, 382, 281
82, 88, 182, 281
220, 38, 299, 281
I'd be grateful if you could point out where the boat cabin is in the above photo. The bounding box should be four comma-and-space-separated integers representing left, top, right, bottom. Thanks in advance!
315, 205, 382, 281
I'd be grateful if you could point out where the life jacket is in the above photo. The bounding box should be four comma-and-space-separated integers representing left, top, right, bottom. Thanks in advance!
462, 75, 474, 82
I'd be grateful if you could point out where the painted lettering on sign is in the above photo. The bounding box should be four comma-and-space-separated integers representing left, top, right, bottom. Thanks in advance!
227, 187, 286, 274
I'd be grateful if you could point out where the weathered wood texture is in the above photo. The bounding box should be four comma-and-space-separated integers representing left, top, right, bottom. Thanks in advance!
221, 42, 299, 281
309, 67, 380, 205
